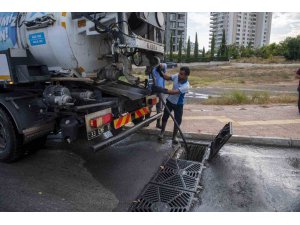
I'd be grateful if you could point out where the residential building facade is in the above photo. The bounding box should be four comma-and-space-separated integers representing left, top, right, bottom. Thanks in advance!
165, 12, 187, 54
209, 12, 272, 49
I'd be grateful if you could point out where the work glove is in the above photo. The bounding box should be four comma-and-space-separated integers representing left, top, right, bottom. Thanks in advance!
156, 65, 164, 78
152, 85, 168, 94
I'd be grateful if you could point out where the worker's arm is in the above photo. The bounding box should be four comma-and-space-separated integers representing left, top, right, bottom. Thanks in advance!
166, 89, 180, 95
155, 66, 172, 81
161, 72, 172, 81
152, 87, 185, 95
167, 84, 189, 95
295, 74, 300, 79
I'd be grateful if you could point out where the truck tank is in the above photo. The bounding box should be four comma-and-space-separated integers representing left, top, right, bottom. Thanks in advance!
0, 12, 165, 80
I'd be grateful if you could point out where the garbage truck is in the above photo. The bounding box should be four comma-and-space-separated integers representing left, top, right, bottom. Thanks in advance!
0, 12, 165, 162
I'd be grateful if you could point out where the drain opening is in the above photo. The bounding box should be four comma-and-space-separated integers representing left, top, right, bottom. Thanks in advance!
185, 144, 208, 162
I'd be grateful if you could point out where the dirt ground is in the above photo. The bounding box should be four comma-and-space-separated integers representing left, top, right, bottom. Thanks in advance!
165, 63, 300, 89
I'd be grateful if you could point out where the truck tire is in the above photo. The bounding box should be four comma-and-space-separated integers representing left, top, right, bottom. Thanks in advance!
0, 108, 23, 162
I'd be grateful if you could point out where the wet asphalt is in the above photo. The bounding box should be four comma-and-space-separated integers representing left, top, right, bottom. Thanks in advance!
0, 134, 299, 212
193, 144, 300, 212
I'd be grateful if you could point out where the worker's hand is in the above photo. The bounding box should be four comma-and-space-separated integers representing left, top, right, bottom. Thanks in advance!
152, 85, 168, 94
156, 66, 164, 78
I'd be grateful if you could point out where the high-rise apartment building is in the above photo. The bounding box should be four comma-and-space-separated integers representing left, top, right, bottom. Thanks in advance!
165, 12, 187, 53
209, 12, 272, 49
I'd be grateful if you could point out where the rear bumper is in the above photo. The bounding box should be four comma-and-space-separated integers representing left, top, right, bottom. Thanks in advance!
91, 112, 162, 151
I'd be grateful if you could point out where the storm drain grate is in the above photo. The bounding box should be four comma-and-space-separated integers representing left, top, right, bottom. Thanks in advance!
163, 158, 203, 173
130, 158, 205, 212
209, 122, 232, 160
150, 158, 203, 192
129, 184, 194, 212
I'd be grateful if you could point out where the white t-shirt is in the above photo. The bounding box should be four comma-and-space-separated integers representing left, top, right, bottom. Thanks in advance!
167, 74, 190, 105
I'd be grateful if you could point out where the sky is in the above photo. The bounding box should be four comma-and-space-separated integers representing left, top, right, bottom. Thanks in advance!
187, 12, 300, 50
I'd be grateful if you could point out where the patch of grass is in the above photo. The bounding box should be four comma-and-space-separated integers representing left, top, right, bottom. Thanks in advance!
232, 56, 292, 64
269, 95, 298, 104
251, 91, 270, 104
203, 90, 250, 105
202, 90, 297, 105
188, 65, 299, 87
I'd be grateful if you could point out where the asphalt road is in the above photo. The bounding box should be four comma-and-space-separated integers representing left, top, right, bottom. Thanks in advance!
0, 133, 175, 212
0, 133, 299, 212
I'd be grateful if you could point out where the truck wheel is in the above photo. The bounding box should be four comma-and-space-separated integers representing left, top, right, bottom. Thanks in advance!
0, 108, 22, 162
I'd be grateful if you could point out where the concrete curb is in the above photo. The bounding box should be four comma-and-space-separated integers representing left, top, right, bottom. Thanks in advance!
141, 128, 300, 148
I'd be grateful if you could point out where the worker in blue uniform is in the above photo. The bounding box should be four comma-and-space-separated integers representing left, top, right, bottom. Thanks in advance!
152, 66, 190, 144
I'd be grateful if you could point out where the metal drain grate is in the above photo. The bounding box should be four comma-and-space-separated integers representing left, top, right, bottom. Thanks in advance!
129, 184, 194, 212
209, 122, 232, 160
162, 158, 203, 174
150, 158, 203, 192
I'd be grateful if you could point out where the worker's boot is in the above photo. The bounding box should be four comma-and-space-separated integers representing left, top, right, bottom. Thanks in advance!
156, 119, 162, 129
158, 121, 166, 141
172, 127, 179, 145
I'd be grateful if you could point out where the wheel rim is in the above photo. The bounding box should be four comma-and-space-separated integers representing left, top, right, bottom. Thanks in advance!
0, 121, 7, 151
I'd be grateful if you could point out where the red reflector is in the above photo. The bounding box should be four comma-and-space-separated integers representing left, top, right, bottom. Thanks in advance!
148, 98, 157, 105
90, 113, 112, 128
152, 98, 157, 105
102, 113, 112, 124
90, 117, 101, 128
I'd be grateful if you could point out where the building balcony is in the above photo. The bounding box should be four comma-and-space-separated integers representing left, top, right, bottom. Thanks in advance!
177, 19, 185, 23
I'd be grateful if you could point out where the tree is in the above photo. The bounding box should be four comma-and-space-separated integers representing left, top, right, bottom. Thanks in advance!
220, 29, 227, 57
202, 47, 205, 57
187, 36, 191, 60
169, 34, 173, 61
255, 45, 271, 59
194, 32, 199, 59
217, 47, 221, 57
178, 35, 182, 62
210, 33, 215, 58
227, 44, 240, 59
240, 44, 255, 58
282, 35, 300, 60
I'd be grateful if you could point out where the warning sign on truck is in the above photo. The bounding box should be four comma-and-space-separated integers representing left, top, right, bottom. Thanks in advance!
29, 32, 46, 46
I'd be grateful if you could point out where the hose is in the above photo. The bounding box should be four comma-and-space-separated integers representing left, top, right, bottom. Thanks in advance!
158, 94, 189, 153
150, 68, 189, 153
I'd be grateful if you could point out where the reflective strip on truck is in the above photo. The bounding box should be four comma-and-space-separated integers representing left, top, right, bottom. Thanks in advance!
134, 107, 150, 119
114, 113, 132, 129
113, 107, 150, 129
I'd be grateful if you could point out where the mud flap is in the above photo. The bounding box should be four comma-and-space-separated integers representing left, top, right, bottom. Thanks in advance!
208, 122, 232, 161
